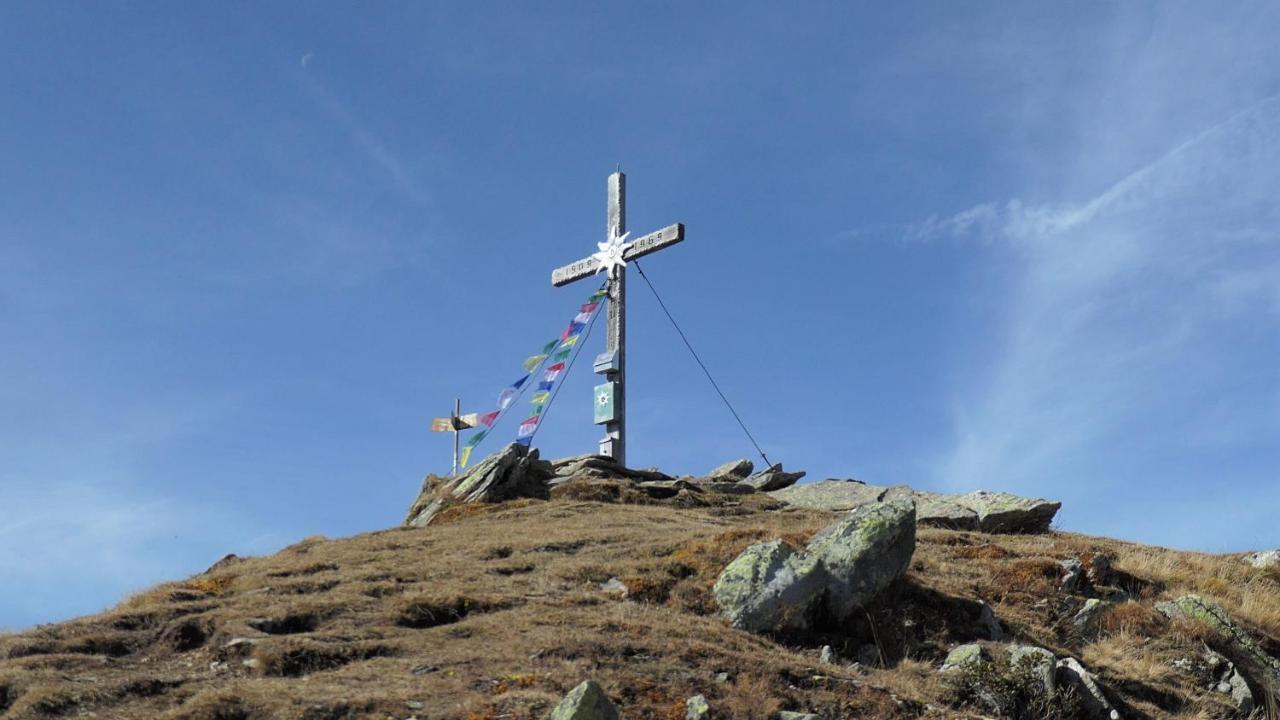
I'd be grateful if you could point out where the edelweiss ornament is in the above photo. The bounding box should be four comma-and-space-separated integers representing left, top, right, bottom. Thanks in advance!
591, 231, 631, 279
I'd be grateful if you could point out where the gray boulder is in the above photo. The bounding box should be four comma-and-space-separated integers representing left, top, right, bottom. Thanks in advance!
404, 443, 553, 527
712, 540, 826, 632
549, 680, 619, 720
769, 479, 884, 511
956, 490, 1061, 533
1245, 550, 1280, 569
708, 459, 754, 479
1010, 645, 1057, 695
806, 497, 917, 621
742, 463, 806, 491
1056, 657, 1120, 719
713, 499, 916, 632
1072, 598, 1113, 632
977, 601, 1005, 640
1225, 668, 1255, 714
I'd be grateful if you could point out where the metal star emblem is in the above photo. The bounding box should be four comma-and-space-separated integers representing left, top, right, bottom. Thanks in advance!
591, 231, 631, 279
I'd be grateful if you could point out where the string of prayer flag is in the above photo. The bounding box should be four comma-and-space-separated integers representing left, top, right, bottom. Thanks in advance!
513, 289, 605, 446
457, 284, 607, 467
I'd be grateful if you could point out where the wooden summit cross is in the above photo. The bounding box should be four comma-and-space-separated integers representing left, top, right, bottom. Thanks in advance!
550, 172, 684, 467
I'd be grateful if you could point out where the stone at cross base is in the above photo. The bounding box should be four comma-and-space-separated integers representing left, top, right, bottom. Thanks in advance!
403, 445, 804, 526
403, 443, 555, 527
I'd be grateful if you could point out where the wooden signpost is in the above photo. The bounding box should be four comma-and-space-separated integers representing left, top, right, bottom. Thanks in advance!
430, 398, 480, 476
550, 172, 685, 467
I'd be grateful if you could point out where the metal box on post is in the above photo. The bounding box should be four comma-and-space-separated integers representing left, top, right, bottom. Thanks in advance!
593, 350, 620, 376
593, 382, 618, 425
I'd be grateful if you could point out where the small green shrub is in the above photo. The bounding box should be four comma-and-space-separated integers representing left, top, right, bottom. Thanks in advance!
945, 654, 1081, 720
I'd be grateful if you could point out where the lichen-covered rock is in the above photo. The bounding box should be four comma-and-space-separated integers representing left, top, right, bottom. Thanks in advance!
770, 481, 1059, 534
806, 497, 916, 621
943, 643, 988, 670
956, 490, 1062, 533
712, 540, 825, 632
882, 486, 980, 530
684, 694, 710, 720
404, 444, 554, 527
713, 499, 916, 632
768, 479, 884, 511
1073, 598, 1112, 632
1156, 594, 1280, 697
549, 680, 619, 720
1009, 645, 1057, 695
708, 459, 754, 479
1056, 657, 1120, 719
742, 463, 806, 491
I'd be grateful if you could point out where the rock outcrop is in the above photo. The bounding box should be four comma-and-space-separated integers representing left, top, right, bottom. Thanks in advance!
549, 454, 674, 484
713, 498, 916, 632
1156, 594, 1280, 700
404, 443, 554, 527
769, 480, 1060, 533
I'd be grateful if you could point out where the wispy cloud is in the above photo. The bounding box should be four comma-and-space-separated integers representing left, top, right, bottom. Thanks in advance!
928, 94, 1280, 548
299, 63, 432, 209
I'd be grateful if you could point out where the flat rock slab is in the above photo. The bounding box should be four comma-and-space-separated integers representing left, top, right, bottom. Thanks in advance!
770, 481, 1060, 534
708, 459, 754, 479
768, 479, 885, 511
742, 463, 806, 491
957, 491, 1061, 533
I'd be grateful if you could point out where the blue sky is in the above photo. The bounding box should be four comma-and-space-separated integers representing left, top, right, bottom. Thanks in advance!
2, 4, 1278, 629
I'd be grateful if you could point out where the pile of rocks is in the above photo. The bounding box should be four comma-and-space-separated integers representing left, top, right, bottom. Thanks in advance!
404, 448, 808, 527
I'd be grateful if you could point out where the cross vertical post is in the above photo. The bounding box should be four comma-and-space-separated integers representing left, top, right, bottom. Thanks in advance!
549, 172, 685, 468
603, 172, 626, 465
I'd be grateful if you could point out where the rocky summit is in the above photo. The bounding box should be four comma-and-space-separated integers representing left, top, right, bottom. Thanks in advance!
0, 445, 1276, 720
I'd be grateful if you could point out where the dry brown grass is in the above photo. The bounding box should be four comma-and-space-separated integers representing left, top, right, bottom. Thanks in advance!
1, 494, 1277, 719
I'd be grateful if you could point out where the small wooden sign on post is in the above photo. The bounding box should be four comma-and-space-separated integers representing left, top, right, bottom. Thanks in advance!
430, 398, 480, 476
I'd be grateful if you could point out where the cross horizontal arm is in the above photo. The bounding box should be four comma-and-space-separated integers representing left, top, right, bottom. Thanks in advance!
550, 223, 685, 287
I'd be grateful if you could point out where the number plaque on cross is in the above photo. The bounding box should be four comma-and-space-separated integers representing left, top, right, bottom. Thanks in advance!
550, 172, 685, 467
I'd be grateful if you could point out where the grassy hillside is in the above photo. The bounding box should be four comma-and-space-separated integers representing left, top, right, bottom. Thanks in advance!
1, 484, 1277, 719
